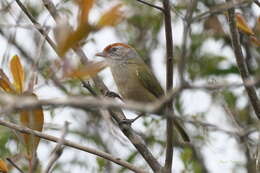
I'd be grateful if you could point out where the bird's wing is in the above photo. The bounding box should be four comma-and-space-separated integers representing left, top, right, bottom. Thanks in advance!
136, 64, 164, 98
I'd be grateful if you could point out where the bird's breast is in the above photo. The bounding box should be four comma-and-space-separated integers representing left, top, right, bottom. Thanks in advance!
110, 63, 156, 103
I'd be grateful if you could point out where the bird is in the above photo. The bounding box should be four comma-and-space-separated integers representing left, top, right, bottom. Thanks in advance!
96, 43, 189, 142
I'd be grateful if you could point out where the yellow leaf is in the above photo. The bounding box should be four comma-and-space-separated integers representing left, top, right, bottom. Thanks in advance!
20, 93, 44, 160
65, 61, 107, 79
0, 69, 15, 93
79, 0, 95, 24
0, 159, 8, 173
58, 23, 92, 57
236, 13, 255, 36
10, 55, 24, 94
96, 4, 124, 29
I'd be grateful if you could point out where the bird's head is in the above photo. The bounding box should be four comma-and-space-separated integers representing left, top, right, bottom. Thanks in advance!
95, 43, 138, 63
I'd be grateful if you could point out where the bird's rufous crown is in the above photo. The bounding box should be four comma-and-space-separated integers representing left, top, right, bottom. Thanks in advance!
103, 43, 131, 52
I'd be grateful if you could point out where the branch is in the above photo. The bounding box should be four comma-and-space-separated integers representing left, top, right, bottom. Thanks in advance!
6, 158, 24, 173
0, 120, 148, 173
227, 4, 260, 120
44, 122, 69, 173
254, 0, 260, 7
1, 78, 260, 116
15, 0, 57, 52
162, 0, 175, 171
192, 0, 253, 22
136, 0, 164, 11
0, 94, 255, 138
179, 0, 198, 84
0, 28, 34, 64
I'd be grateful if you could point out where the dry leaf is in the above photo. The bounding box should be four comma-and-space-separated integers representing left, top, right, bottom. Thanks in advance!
58, 23, 92, 57
96, 4, 123, 29
65, 61, 107, 79
236, 13, 255, 36
0, 159, 8, 173
20, 93, 44, 160
54, 19, 73, 47
0, 69, 15, 93
78, 0, 95, 24
0, 160, 7, 173
10, 55, 24, 94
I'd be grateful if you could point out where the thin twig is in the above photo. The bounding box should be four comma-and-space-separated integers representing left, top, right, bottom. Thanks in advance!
136, 0, 164, 11
15, 0, 57, 52
162, 0, 175, 171
227, 5, 260, 120
0, 120, 148, 173
178, 0, 198, 84
0, 23, 47, 29
0, 29, 33, 63
44, 122, 69, 173
192, 0, 253, 22
6, 158, 24, 173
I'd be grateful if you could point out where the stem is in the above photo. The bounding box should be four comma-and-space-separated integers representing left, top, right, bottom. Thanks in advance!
0, 120, 148, 173
227, 5, 260, 120
163, 0, 174, 172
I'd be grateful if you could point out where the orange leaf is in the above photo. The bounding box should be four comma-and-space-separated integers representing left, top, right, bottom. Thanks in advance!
0, 69, 15, 93
0, 159, 8, 173
250, 36, 260, 47
20, 93, 44, 160
236, 13, 255, 36
65, 61, 107, 79
58, 23, 92, 57
10, 55, 24, 94
79, 0, 95, 24
96, 4, 124, 29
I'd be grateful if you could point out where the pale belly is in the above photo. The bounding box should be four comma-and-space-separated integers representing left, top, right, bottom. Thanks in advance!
110, 64, 156, 103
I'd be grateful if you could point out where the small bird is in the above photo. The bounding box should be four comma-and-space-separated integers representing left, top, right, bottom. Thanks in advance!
96, 43, 189, 142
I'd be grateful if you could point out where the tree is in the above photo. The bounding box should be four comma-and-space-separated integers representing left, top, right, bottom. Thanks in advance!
0, 0, 260, 172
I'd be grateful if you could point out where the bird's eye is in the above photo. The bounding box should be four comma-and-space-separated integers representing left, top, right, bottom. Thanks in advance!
110, 47, 118, 52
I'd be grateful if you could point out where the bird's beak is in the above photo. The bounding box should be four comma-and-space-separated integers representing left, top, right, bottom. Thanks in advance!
95, 51, 107, 58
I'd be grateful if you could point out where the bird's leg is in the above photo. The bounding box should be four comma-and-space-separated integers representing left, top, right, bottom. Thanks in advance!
104, 91, 143, 125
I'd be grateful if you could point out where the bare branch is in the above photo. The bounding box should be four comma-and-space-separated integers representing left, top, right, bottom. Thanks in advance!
135, 0, 164, 11
227, 4, 260, 120
0, 120, 148, 173
192, 0, 253, 22
179, 0, 198, 84
44, 122, 69, 173
253, 0, 260, 7
15, 0, 57, 52
0, 29, 34, 63
42, 0, 60, 19
1, 78, 260, 116
6, 158, 24, 173
162, 0, 175, 171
